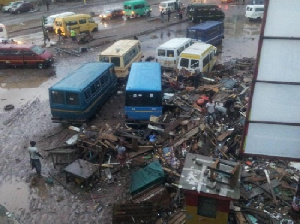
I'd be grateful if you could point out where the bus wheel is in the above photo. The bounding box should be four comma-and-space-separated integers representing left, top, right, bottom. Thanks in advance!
37, 63, 44, 69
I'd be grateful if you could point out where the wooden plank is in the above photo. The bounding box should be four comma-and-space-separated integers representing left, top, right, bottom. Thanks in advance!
128, 146, 154, 159
163, 167, 181, 177
98, 133, 118, 142
172, 126, 200, 147
235, 212, 247, 224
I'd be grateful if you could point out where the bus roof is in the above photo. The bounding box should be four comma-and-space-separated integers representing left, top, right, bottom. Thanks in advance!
157, 38, 192, 49
123, 0, 147, 5
188, 3, 220, 8
56, 14, 90, 20
246, 4, 264, 8
180, 42, 215, 57
126, 62, 162, 92
50, 62, 113, 91
100, 39, 140, 57
188, 21, 223, 31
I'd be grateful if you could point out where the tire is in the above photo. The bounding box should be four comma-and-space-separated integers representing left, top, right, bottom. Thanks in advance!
37, 63, 44, 69
4, 104, 14, 111
17, 10, 20, 14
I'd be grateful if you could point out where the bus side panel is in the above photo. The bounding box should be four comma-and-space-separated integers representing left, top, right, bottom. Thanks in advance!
125, 106, 162, 121
49, 73, 117, 123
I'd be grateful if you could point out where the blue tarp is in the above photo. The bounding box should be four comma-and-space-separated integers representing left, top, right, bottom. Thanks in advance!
130, 160, 165, 195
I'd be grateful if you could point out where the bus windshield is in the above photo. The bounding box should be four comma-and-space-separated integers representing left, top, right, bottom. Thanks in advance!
125, 92, 162, 107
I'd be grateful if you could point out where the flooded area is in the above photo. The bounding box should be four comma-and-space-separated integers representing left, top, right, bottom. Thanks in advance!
0, 0, 267, 223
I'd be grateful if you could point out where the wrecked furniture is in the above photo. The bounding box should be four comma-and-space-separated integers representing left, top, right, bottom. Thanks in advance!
49, 147, 77, 169
64, 159, 100, 184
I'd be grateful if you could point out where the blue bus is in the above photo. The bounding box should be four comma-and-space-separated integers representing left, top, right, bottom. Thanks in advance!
49, 62, 118, 124
186, 21, 224, 46
125, 62, 162, 122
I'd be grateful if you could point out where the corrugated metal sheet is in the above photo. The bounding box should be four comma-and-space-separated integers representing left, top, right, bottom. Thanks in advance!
241, 0, 300, 160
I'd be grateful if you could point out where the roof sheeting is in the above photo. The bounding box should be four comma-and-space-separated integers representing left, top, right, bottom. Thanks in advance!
242, 0, 300, 160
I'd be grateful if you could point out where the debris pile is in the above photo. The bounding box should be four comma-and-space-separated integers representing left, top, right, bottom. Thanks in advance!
43, 58, 300, 223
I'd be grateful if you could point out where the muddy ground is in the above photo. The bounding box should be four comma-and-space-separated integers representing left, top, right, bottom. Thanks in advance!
0, 0, 270, 223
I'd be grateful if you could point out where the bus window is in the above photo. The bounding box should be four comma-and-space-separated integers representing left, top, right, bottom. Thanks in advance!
51, 90, 64, 104
158, 49, 165, 56
95, 79, 101, 91
66, 20, 78, 26
191, 59, 199, 68
79, 19, 86, 24
203, 55, 209, 66
55, 21, 62, 27
84, 89, 91, 101
100, 73, 109, 86
180, 58, 189, 67
167, 50, 174, 57
90, 84, 96, 95
66, 92, 80, 105
111, 57, 121, 67
99, 56, 110, 62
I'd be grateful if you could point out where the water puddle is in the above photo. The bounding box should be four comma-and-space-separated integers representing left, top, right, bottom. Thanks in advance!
0, 177, 30, 216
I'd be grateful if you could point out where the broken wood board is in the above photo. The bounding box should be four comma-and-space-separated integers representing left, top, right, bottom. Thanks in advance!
128, 146, 154, 159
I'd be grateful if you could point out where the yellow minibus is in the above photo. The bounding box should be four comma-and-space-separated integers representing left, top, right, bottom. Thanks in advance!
177, 42, 217, 73
54, 14, 98, 37
98, 39, 143, 79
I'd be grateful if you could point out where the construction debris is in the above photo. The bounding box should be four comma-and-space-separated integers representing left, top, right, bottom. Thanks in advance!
42, 58, 300, 223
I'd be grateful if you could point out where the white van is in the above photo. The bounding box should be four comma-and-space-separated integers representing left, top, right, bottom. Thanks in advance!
0, 23, 8, 40
245, 5, 264, 20
177, 42, 217, 73
45, 12, 75, 31
159, 0, 180, 13
156, 37, 192, 70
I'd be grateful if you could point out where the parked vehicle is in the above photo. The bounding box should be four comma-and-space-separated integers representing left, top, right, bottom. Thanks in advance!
98, 39, 142, 79
0, 23, 8, 40
186, 21, 224, 46
159, 0, 180, 13
2, 1, 23, 12
245, 5, 264, 20
11, 1, 33, 14
99, 9, 124, 21
0, 44, 54, 69
49, 62, 118, 124
186, 3, 225, 23
123, 0, 151, 19
44, 12, 75, 31
221, 0, 234, 3
125, 62, 162, 122
54, 14, 98, 37
177, 42, 217, 73
251, 0, 264, 5
156, 37, 192, 70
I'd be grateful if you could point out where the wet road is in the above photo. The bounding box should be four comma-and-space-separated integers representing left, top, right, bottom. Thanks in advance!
0, 1, 261, 109
0, 0, 262, 222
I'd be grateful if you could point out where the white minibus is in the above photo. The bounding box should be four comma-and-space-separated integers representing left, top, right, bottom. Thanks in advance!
156, 37, 192, 70
45, 12, 75, 31
177, 42, 217, 73
245, 5, 264, 20
159, 0, 180, 13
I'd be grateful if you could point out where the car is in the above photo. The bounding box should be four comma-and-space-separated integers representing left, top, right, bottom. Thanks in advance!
99, 9, 124, 21
2, 1, 24, 12
11, 2, 33, 14
221, 0, 234, 3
